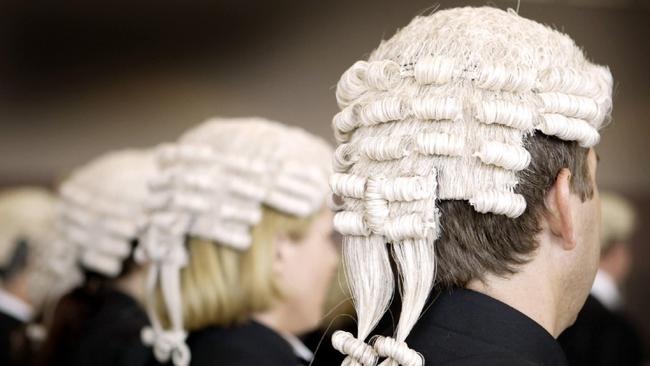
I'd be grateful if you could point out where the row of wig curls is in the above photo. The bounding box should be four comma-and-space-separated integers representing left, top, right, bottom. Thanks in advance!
336, 131, 531, 171
335, 131, 530, 220
333, 96, 461, 144
473, 98, 601, 148
335, 131, 465, 171
331, 173, 437, 240
148, 143, 328, 243
336, 57, 607, 148
336, 94, 601, 150
59, 184, 143, 263
139, 142, 329, 268
336, 56, 608, 109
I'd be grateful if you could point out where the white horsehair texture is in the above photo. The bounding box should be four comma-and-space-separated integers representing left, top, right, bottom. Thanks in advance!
58, 149, 157, 278
136, 117, 333, 366
329, 6, 613, 366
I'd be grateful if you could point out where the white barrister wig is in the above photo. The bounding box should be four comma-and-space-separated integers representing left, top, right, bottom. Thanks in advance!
329, 6, 613, 366
136, 117, 332, 366
58, 149, 157, 278
0, 187, 77, 308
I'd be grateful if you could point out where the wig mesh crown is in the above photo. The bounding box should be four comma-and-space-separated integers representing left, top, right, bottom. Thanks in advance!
137, 117, 333, 366
329, 7, 613, 366
58, 149, 157, 278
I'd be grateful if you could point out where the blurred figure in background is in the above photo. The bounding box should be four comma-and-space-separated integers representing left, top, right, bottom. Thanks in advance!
0, 187, 60, 366
559, 192, 646, 366
137, 118, 338, 366
38, 150, 157, 366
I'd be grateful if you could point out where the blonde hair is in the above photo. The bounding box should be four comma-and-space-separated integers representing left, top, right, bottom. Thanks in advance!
168, 206, 314, 331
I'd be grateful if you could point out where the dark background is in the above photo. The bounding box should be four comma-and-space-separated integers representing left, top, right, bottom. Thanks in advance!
1, 0, 649, 349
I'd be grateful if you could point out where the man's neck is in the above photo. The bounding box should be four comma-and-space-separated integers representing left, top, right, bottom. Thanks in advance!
466, 265, 564, 338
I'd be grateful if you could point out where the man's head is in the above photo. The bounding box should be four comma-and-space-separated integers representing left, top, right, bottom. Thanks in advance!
437, 138, 600, 289
329, 6, 612, 364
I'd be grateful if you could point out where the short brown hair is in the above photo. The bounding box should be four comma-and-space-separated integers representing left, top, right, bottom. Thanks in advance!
434, 133, 594, 288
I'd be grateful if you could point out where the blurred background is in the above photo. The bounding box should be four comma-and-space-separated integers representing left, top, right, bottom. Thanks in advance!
1, 0, 649, 350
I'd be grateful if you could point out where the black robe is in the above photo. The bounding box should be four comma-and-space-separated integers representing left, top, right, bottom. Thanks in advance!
176, 321, 307, 366
0, 310, 25, 365
44, 287, 152, 366
406, 289, 569, 365
559, 294, 645, 366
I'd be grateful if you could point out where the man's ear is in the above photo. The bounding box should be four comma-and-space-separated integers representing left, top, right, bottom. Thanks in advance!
545, 168, 576, 250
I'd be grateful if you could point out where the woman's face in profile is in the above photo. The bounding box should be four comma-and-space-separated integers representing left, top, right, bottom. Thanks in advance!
276, 209, 341, 334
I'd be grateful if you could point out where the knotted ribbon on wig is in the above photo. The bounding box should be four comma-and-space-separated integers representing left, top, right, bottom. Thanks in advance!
136, 211, 191, 366
332, 330, 378, 366
141, 327, 190, 366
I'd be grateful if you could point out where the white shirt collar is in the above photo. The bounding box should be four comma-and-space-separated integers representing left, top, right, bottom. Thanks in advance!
0, 287, 34, 322
282, 333, 314, 362
591, 269, 623, 311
